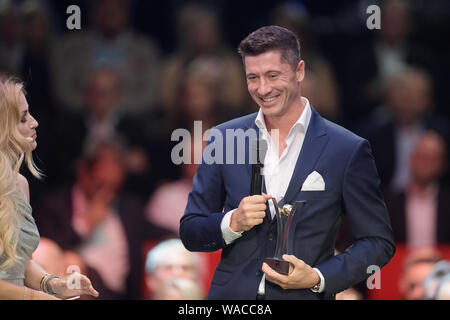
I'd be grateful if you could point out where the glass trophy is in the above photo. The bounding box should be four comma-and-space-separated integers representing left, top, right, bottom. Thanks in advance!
265, 198, 306, 275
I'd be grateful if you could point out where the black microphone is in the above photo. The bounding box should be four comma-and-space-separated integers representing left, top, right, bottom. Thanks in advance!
250, 139, 268, 195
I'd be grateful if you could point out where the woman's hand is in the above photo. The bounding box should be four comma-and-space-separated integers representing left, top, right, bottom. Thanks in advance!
49, 272, 99, 299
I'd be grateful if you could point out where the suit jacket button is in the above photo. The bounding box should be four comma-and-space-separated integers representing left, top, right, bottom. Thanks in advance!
256, 269, 262, 276
268, 233, 274, 241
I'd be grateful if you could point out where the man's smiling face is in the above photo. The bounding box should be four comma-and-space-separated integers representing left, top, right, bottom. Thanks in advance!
245, 50, 304, 119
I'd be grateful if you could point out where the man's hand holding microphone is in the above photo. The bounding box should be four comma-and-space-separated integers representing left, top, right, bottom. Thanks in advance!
230, 193, 272, 232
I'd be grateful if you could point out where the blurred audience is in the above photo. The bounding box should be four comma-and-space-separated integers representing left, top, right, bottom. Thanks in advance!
20, 2, 54, 115
361, 67, 448, 192
343, 0, 434, 125
34, 141, 174, 299
48, 66, 159, 196
399, 247, 441, 300
153, 277, 204, 300
146, 134, 205, 236
385, 131, 450, 247
159, 2, 249, 115
144, 238, 204, 300
0, 3, 25, 75
424, 260, 450, 300
172, 56, 236, 130
50, 0, 160, 114
272, 1, 341, 123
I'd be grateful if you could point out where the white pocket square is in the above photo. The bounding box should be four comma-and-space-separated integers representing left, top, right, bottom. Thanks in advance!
301, 171, 325, 191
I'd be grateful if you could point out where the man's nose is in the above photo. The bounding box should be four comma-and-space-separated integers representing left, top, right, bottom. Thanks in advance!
257, 78, 272, 96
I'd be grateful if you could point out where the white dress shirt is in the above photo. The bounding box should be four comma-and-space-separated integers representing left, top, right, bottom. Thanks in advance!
220, 97, 325, 295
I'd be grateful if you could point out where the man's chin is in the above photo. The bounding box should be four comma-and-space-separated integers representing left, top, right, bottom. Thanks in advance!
261, 106, 282, 118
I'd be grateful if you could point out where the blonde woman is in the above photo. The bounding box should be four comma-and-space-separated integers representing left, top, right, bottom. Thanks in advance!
0, 78, 99, 300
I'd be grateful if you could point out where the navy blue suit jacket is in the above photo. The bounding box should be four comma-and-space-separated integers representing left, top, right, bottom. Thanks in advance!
180, 107, 395, 300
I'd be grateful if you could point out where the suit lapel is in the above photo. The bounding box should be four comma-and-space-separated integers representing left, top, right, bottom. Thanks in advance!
241, 108, 328, 223
282, 107, 329, 205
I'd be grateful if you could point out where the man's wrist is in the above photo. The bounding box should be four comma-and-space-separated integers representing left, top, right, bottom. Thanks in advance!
310, 268, 325, 293
221, 209, 243, 245
311, 270, 320, 289
229, 209, 240, 233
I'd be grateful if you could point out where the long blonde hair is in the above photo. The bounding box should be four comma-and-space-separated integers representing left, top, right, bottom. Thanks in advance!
0, 78, 41, 270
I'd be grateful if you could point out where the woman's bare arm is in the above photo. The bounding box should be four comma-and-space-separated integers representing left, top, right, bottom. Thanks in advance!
0, 278, 59, 300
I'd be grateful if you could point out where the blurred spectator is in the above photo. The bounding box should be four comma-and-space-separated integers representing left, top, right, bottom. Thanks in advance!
48, 66, 158, 194
20, 2, 54, 115
144, 55, 234, 208
424, 260, 450, 300
34, 141, 174, 299
437, 278, 450, 300
50, 0, 161, 114
154, 277, 204, 300
146, 133, 205, 236
343, 0, 434, 125
144, 238, 204, 300
173, 56, 236, 131
159, 3, 249, 115
0, 2, 25, 75
272, 1, 341, 123
361, 67, 448, 192
145, 164, 196, 236
0, 1, 54, 114
399, 247, 441, 300
385, 131, 450, 247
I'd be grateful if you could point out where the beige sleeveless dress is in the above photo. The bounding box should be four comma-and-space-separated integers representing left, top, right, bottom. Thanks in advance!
0, 193, 40, 286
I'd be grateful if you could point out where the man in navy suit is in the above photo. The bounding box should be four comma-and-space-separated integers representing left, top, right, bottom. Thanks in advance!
180, 26, 395, 300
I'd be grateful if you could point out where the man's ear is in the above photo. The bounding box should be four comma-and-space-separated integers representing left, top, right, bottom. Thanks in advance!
296, 60, 305, 83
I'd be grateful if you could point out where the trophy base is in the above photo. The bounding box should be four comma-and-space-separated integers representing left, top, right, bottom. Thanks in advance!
265, 258, 289, 275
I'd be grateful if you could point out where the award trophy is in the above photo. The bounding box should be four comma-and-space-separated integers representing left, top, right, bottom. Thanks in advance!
265, 199, 306, 275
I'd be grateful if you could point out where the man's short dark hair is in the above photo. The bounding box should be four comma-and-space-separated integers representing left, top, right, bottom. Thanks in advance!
238, 25, 301, 70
